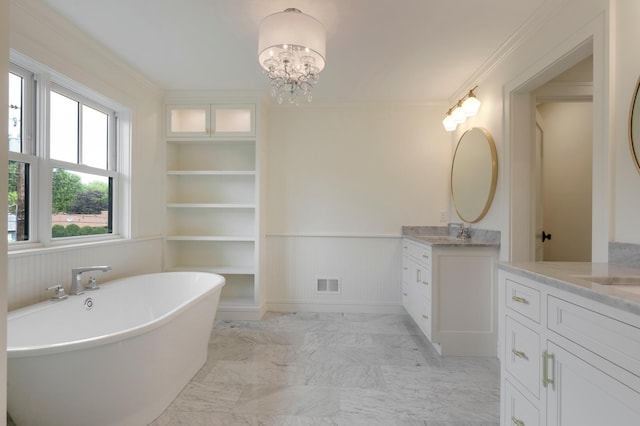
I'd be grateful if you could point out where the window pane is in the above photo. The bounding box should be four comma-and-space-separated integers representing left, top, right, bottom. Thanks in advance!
50, 91, 79, 163
82, 105, 108, 169
8, 161, 29, 242
8, 73, 23, 153
52, 168, 112, 238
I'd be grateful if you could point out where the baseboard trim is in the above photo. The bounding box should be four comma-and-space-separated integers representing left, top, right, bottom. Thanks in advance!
215, 302, 267, 321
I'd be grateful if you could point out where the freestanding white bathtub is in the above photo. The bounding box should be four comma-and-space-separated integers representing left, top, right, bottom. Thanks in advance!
7, 271, 225, 426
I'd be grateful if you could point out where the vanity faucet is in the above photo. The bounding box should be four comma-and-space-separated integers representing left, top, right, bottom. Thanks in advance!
70, 266, 112, 295
456, 223, 471, 240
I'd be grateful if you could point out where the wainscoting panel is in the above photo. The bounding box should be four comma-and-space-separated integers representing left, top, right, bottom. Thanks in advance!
266, 236, 403, 313
8, 237, 163, 311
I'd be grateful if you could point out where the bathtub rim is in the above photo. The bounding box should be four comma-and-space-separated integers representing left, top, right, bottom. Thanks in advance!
7, 271, 225, 358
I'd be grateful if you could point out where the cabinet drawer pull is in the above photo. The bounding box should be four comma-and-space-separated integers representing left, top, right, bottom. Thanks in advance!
511, 349, 528, 360
422, 281, 429, 285
422, 314, 429, 319
403, 267, 408, 270
403, 293, 408, 296
422, 254, 430, 259
542, 351, 555, 388
512, 295, 529, 304
511, 416, 525, 426
417, 269, 421, 283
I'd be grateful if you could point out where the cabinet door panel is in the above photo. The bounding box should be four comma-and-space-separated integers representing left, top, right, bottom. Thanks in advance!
506, 278, 541, 323
505, 316, 540, 398
167, 105, 210, 137
505, 379, 539, 426
546, 341, 640, 426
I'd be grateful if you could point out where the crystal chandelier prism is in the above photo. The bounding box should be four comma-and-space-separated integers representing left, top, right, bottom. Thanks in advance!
258, 8, 326, 105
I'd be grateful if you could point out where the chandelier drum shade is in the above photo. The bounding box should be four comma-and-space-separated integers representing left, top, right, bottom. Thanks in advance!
258, 8, 326, 104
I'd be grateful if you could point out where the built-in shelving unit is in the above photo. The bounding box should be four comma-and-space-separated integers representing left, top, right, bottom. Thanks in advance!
164, 99, 264, 319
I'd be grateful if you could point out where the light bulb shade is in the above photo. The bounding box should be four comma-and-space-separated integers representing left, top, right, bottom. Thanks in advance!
258, 8, 326, 72
451, 105, 466, 123
461, 95, 481, 117
442, 115, 457, 131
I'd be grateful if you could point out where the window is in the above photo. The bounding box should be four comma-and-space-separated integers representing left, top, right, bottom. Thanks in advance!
7, 55, 125, 248
8, 65, 34, 243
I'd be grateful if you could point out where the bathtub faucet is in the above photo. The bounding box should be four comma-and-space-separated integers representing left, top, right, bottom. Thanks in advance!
70, 266, 112, 295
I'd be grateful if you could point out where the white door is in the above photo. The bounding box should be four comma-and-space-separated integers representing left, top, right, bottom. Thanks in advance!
545, 341, 640, 426
536, 101, 592, 261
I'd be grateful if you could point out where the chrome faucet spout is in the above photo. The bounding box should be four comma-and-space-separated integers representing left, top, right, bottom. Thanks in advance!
70, 266, 112, 295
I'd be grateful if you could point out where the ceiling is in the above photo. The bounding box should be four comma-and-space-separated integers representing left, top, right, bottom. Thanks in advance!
40, 0, 547, 104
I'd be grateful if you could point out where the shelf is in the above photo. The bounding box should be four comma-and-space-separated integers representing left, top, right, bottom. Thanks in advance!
166, 141, 255, 171
166, 203, 256, 209
167, 170, 256, 176
165, 101, 260, 319
166, 236, 255, 242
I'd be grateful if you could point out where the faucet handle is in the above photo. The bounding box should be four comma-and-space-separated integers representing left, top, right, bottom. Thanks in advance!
46, 285, 68, 300
84, 276, 100, 291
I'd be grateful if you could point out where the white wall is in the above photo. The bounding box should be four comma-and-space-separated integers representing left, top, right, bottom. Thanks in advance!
267, 104, 451, 235
7, 0, 165, 310
266, 104, 450, 310
1, 0, 10, 421
613, 0, 640, 243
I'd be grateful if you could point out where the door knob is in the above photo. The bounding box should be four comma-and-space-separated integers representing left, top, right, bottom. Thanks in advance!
542, 230, 552, 242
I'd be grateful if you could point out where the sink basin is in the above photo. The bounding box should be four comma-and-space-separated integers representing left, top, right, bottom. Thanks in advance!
572, 275, 640, 286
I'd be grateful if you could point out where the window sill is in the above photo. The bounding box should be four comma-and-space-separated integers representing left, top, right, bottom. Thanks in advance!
7, 235, 161, 259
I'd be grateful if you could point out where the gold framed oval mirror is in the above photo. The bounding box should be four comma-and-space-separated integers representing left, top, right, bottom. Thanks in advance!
451, 127, 498, 223
629, 75, 640, 175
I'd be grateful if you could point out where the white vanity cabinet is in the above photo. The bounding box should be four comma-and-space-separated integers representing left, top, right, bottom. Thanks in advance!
499, 269, 640, 426
402, 240, 433, 339
402, 237, 498, 356
165, 98, 265, 320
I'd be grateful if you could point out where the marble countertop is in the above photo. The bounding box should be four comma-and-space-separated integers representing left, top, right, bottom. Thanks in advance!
402, 225, 500, 247
404, 234, 499, 247
499, 261, 640, 316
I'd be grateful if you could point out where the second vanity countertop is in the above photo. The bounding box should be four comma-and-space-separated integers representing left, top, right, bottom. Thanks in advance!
499, 261, 640, 317
402, 225, 500, 248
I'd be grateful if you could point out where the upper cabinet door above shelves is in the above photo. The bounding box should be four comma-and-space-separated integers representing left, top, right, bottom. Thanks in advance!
166, 104, 255, 139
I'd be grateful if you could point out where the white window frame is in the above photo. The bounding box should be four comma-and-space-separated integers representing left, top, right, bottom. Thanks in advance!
8, 50, 131, 251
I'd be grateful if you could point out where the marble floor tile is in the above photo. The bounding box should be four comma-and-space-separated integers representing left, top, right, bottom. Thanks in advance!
206, 360, 297, 386
303, 331, 374, 348
165, 382, 243, 414
234, 385, 340, 417
150, 312, 500, 425
295, 359, 386, 388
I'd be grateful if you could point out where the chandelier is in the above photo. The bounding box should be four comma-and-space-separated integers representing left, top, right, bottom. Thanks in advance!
258, 8, 326, 105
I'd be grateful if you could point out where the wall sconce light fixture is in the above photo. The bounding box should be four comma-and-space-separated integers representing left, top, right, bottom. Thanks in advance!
442, 86, 481, 132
